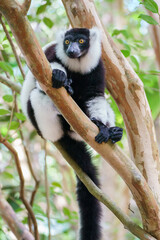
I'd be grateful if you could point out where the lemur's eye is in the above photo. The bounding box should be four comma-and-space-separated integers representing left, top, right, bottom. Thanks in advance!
65, 40, 70, 45
79, 39, 84, 44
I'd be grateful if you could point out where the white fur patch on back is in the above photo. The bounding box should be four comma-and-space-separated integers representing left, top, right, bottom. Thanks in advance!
21, 70, 36, 117
30, 89, 63, 142
56, 27, 102, 74
86, 97, 115, 127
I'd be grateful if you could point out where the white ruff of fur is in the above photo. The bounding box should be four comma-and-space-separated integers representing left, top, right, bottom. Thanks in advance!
86, 97, 115, 127
55, 27, 102, 74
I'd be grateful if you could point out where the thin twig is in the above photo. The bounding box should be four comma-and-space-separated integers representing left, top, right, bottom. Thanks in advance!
0, 15, 25, 79
0, 188, 34, 240
14, 98, 40, 232
44, 141, 51, 240
21, 0, 31, 16
0, 134, 40, 240
5, 92, 16, 140
0, 74, 21, 93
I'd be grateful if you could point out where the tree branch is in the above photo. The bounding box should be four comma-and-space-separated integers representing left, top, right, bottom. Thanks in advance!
21, 0, 31, 16
54, 142, 156, 240
0, 74, 21, 93
0, 14, 25, 79
0, 188, 34, 240
0, 134, 40, 240
44, 141, 51, 240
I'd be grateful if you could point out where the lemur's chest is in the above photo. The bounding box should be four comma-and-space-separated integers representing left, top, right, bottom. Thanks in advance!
67, 71, 92, 100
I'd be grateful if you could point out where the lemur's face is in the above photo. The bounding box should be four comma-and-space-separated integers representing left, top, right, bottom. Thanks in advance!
63, 28, 90, 59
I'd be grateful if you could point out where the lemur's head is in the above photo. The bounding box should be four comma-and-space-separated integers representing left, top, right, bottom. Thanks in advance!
63, 28, 90, 58
56, 27, 101, 73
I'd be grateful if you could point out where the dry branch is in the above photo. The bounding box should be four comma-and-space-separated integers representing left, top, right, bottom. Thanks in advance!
21, 0, 31, 16
0, 0, 160, 238
0, 134, 39, 240
0, 189, 34, 240
0, 14, 25, 79
0, 74, 21, 93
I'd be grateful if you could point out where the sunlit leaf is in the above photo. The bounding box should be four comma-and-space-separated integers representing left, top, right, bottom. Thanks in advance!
0, 61, 13, 75
3, 95, 13, 102
15, 112, 26, 121
141, 0, 159, 13
138, 14, 158, 25
130, 55, 139, 71
121, 50, 130, 57
10, 121, 20, 130
43, 17, 54, 28
0, 109, 10, 115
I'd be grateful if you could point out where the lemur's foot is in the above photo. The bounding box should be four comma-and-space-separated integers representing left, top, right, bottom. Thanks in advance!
108, 127, 123, 143
91, 118, 110, 144
91, 118, 123, 144
52, 69, 67, 88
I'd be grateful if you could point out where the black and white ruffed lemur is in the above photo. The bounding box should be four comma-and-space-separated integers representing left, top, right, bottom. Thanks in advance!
21, 27, 123, 240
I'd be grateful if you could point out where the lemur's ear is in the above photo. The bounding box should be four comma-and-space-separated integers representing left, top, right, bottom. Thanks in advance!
90, 27, 101, 41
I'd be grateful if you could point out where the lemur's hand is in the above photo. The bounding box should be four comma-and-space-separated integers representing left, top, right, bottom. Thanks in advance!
52, 69, 67, 88
52, 70, 74, 95
91, 118, 123, 144
64, 78, 74, 95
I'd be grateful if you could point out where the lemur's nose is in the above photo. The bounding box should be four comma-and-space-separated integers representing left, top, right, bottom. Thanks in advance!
67, 42, 80, 58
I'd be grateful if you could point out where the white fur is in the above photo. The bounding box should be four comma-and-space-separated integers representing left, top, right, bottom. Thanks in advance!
68, 131, 83, 142
21, 71, 36, 117
55, 27, 101, 74
30, 89, 63, 142
86, 97, 115, 127
50, 62, 67, 74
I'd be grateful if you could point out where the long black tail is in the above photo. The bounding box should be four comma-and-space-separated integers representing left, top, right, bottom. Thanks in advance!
59, 135, 102, 240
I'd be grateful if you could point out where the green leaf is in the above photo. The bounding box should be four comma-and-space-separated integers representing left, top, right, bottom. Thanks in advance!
141, 0, 159, 14
3, 95, 13, 102
130, 55, 139, 71
2, 44, 9, 49
43, 17, 54, 28
121, 50, 130, 57
36, 4, 47, 15
52, 181, 62, 188
0, 61, 13, 75
10, 121, 20, 130
138, 14, 158, 25
15, 112, 26, 121
63, 207, 71, 217
0, 109, 10, 115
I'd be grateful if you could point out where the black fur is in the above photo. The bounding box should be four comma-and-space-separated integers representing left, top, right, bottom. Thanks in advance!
59, 136, 101, 240
45, 43, 103, 239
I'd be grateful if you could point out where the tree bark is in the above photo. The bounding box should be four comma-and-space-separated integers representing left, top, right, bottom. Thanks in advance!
0, 0, 160, 238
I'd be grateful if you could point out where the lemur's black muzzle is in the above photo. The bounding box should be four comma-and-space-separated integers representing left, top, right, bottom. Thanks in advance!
66, 42, 81, 58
